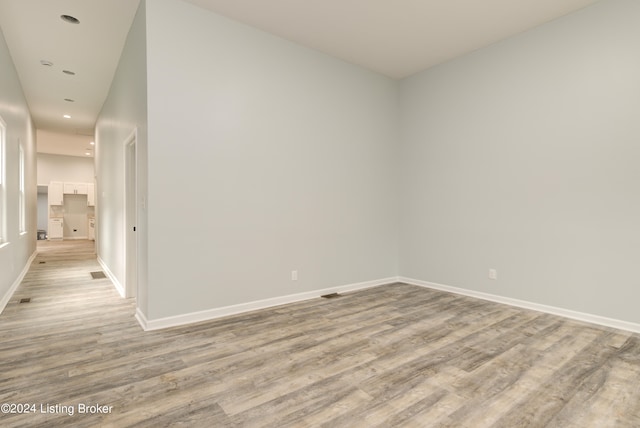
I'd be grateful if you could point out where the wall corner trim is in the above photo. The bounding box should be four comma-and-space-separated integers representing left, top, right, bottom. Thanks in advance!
135, 307, 149, 331
0, 250, 38, 314
139, 277, 399, 331
399, 277, 640, 334
97, 256, 125, 298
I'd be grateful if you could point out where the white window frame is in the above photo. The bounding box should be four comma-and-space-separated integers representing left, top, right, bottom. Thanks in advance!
0, 115, 6, 245
19, 142, 25, 234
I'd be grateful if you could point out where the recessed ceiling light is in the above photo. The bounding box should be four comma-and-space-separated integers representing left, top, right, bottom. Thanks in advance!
90, 141, 95, 145
85, 152, 91, 156
63, 114, 71, 119
40, 60, 53, 67
60, 14, 80, 24
64, 98, 75, 102
62, 70, 76, 75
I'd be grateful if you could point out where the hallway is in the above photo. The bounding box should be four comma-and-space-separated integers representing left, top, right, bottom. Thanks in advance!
0, 240, 140, 426
2, 239, 132, 322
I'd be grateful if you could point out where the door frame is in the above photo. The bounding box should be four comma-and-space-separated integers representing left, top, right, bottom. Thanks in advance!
123, 129, 138, 299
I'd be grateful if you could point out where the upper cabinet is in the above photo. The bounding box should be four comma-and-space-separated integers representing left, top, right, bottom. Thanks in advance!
48, 181, 64, 205
64, 182, 88, 195
49, 181, 95, 206
87, 183, 95, 207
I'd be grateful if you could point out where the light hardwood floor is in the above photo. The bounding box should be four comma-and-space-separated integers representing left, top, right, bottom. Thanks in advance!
1, 240, 639, 427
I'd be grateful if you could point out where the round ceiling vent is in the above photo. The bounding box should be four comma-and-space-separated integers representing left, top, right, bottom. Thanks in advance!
60, 14, 80, 24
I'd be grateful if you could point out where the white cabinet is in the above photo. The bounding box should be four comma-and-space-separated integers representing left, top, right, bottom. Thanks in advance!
63, 183, 75, 194
48, 182, 64, 205
48, 218, 63, 239
87, 183, 95, 207
64, 182, 88, 195
88, 218, 95, 240
76, 183, 88, 195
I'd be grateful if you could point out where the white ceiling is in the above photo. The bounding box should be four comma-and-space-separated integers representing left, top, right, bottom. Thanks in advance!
188, 0, 601, 79
36, 129, 95, 158
0, 0, 140, 157
0, 0, 601, 156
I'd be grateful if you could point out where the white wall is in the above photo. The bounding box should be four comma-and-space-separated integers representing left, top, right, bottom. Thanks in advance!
37, 153, 94, 185
95, 0, 148, 311
399, 0, 640, 324
143, 0, 398, 319
0, 26, 37, 309
62, 194, 90, 239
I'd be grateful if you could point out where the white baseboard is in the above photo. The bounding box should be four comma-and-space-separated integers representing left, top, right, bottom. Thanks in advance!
138, 277, 398, 331
0, 250, 38, 314
135, 307, 149, 330
399, 277, 640, 334
135, 275, 640, 334
97, 256, 125, 298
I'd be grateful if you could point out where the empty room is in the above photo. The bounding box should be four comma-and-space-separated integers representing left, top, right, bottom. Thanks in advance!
0, 0, 638, 426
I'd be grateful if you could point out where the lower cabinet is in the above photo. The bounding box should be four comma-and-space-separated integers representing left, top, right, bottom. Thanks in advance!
88, 218, 95, 241
48, 218, 63, 240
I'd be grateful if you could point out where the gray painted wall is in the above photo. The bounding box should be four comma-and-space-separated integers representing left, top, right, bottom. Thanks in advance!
143, 0, 399, 319
95, 0, 148, 311
399, 0, 640, 323
96, 0, 640, 327
0, 26, 37, 303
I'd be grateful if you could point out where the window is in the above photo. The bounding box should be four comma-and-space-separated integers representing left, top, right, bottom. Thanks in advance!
19, 142, 25, 234
0, 116, 5, 244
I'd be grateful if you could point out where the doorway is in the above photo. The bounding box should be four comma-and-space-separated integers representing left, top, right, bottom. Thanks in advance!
124, 130, 137, 299
36, 185, 48, 240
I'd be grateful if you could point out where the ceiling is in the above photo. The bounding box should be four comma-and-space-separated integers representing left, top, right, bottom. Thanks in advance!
0, 0, 601, 156
189, 0, 601, 79
0, 0, 140, 157
36, 129, 96, 158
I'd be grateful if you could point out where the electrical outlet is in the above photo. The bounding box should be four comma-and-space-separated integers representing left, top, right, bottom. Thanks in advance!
291, 270, 298, 281
488, 269, 497, 280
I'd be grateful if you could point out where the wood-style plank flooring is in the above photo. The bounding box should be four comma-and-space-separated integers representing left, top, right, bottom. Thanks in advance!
1, 240, 639, 427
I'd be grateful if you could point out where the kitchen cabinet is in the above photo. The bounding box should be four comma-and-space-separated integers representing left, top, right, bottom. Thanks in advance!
88, 218, 95, 240
64, 182, 88, 195
63, 183, 74, 194
48, 182, 64, 205
87, 183, 95, 207
48, 218, 63, 239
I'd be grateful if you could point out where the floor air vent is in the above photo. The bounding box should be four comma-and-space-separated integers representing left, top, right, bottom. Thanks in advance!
90, 271, 107, 279
321, 293, 341, 299
20, 298, 31, 303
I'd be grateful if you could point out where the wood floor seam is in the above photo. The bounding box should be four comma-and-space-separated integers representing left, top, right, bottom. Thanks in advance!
1, 240, 639, 426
